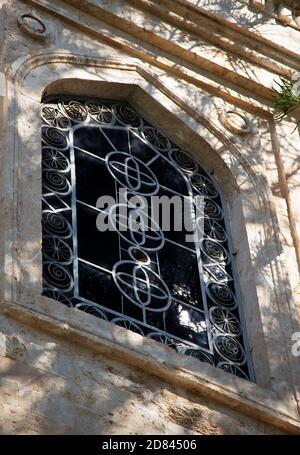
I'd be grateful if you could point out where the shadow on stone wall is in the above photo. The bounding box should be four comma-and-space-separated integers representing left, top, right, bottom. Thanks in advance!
1, 2, 299, 435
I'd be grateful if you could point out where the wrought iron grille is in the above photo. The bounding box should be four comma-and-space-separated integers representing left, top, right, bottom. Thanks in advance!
41, 96, 254, 381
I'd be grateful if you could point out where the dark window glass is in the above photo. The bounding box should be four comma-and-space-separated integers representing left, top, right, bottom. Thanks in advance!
41, 97, 254, 381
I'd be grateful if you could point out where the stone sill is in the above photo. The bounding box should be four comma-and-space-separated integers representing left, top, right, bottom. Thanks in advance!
1, 296, 300, 434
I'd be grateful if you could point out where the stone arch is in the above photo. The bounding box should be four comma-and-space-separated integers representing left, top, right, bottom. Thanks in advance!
3, 51, 299, 406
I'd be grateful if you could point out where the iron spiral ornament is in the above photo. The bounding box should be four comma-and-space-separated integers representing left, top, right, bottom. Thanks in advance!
41, 96, 253, 381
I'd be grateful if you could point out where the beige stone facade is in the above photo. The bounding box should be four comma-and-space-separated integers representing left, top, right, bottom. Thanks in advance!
0, 0, 300, 435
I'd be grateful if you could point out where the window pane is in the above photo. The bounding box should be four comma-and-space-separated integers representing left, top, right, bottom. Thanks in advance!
41, 97, 253, 381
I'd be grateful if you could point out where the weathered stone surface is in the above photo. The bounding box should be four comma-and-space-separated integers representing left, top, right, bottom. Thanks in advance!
0, 0, 300, 435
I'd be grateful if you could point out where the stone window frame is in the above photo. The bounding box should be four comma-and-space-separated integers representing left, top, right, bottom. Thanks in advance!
1, 50, 300, 432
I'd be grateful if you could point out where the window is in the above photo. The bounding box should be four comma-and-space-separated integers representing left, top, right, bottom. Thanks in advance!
41, 96, 254, 381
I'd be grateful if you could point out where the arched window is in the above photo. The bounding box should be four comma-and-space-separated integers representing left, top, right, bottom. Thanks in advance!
41, 96, 254, 381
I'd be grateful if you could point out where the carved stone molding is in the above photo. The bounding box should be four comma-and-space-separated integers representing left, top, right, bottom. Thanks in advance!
249, 0, 300, 29
17, 13, 49, 42
2, 51, 300, 428
218, 110, 252, 136
0, 333, 28, 360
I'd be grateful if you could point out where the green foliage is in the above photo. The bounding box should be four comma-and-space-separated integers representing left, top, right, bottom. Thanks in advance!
273, 77, 300, 122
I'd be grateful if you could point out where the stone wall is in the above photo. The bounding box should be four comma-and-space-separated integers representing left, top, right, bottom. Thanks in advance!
0, 0, 300, 434
0, 318, 284, 435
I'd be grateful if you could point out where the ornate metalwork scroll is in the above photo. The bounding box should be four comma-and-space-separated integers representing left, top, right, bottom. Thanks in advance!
41, 96, 254, 381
